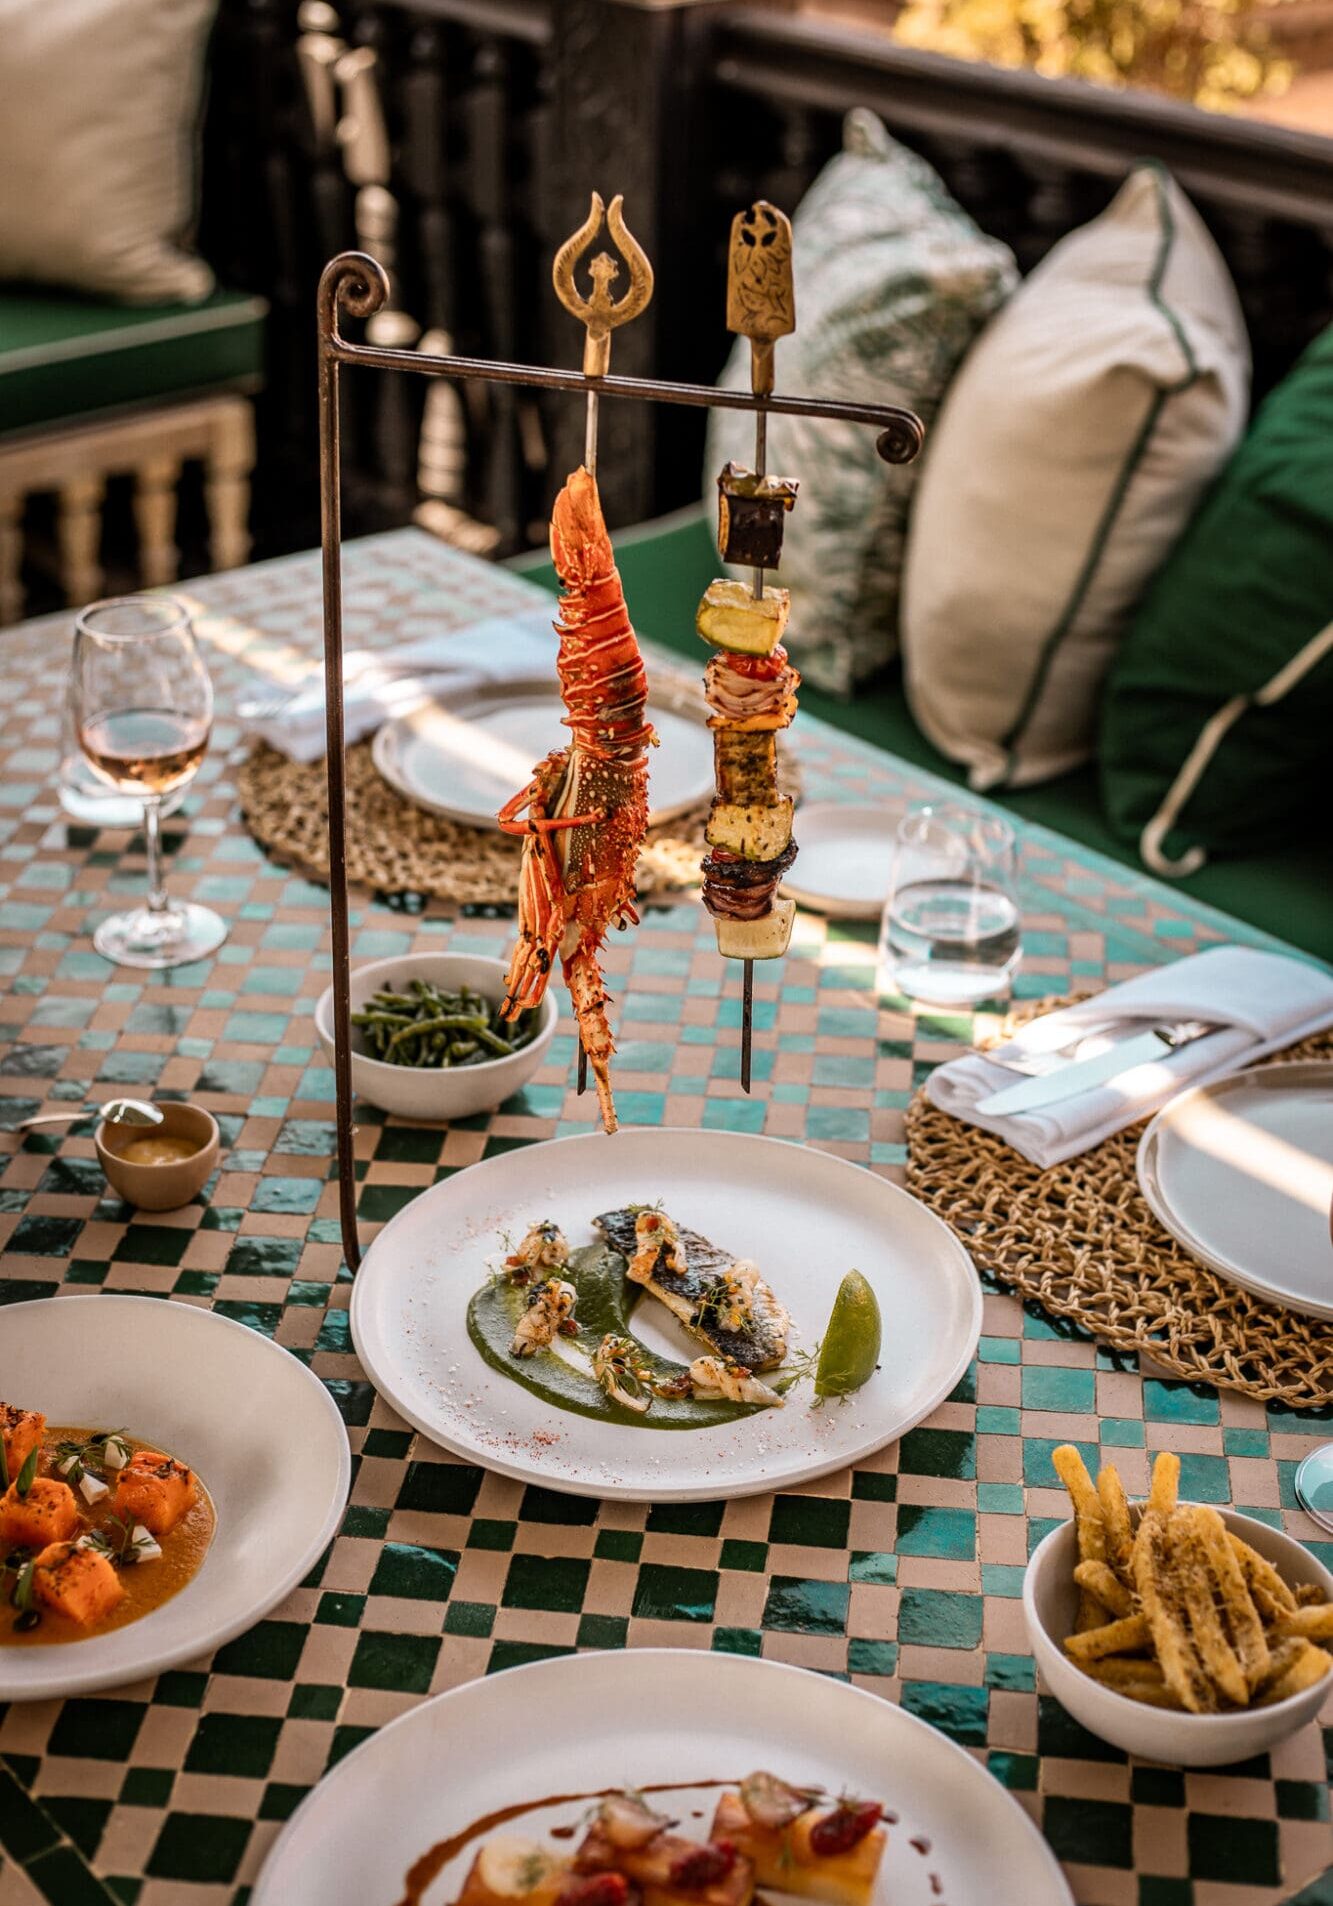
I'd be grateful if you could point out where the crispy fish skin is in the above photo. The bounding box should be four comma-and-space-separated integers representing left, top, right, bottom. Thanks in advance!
595, 1208, 789, 1371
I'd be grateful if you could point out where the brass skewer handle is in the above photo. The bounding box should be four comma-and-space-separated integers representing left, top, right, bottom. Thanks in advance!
552, 192, 654, 379
727, 200, 795, 400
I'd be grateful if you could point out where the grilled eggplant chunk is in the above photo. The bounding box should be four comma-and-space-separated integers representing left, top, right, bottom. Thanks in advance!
594, 1208, 789, 1372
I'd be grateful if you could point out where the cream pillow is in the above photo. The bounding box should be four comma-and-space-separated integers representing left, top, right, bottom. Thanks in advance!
0, 0, 217, 304
901, 164, 1250, 790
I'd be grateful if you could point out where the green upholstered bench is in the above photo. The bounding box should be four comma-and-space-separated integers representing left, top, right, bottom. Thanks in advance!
0, 287, 266, 621
511, 505, 1333, 964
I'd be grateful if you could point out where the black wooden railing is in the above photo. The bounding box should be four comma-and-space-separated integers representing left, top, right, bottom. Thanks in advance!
199, 0, 1333, 563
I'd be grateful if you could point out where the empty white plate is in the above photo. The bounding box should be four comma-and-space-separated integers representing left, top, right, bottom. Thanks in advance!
349, 1127, 981, 1502
1137, 1060, 1333, 1319
373, 678, 715, 830
253, 1650, 1072, 1906
782, 802, 897, 919
0, 1296, 350, 1700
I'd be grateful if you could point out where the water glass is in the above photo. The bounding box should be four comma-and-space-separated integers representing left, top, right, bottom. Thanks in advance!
71, 595, 226, 969
880, 801, 1021, 1007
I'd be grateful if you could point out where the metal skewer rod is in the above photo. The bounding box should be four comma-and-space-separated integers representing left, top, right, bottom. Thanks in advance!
727, 201, 796, 1096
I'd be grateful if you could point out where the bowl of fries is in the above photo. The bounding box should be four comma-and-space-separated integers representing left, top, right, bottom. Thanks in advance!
1024, 1445, 1333, 1765
315, 954, 558, 1121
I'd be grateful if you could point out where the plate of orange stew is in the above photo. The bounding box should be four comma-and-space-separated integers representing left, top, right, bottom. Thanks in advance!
0, 1295, 350, 1701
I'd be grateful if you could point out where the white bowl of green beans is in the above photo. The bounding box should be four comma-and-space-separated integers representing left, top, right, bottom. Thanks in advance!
314, 954, 558, 1122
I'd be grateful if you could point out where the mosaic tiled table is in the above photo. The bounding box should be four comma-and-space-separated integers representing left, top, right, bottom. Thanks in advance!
0, 531, 1330, 1906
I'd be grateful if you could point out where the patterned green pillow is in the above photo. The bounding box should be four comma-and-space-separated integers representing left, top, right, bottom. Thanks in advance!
705, 109, 1017, 696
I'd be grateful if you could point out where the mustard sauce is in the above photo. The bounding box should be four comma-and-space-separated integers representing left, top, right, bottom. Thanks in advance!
120, 1135, 200, 1167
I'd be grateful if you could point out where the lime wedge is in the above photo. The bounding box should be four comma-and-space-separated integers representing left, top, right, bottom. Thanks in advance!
815, 1269, 882, 1397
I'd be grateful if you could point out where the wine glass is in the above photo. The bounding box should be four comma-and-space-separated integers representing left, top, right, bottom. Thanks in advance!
879, 801, 1021, 1008
71, 595, 227, 969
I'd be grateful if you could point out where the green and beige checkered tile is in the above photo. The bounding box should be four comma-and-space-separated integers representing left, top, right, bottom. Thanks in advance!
1, 534, 1329, 1906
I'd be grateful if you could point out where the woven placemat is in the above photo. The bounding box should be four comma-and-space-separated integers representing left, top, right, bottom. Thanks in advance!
906, 995, 1333, 1408
237, 738, 804, 908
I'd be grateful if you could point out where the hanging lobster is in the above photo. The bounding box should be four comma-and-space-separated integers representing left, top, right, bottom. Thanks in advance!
498, 467, 656, 1134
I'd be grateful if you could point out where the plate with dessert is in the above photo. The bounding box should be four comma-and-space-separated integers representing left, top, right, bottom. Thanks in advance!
253, 1650, 1071, 1906
0, 1294, 350, 1700
349, 1127, 982, 1501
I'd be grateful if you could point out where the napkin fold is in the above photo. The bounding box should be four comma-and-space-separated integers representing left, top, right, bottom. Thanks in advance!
237, 607, 560, 764
924, 947, 1333, 1167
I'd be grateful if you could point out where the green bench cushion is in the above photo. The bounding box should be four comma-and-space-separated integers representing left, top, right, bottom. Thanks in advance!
0, 288, 266, 436
511, 507, 1333, 963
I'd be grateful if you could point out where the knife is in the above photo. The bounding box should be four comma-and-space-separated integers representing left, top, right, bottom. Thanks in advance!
974, 1021, 1217, 1117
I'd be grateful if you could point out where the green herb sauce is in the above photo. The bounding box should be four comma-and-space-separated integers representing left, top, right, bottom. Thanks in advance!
467, 1243, 759, 1430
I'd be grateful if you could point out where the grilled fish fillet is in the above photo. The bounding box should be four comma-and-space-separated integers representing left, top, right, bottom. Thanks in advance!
595, 1207, 789, 1371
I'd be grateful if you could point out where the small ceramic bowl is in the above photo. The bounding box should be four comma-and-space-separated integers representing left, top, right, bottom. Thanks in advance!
96, 1102, 220, 1212
1025, 1505, 1333, 1766
314, 953, 558, 1122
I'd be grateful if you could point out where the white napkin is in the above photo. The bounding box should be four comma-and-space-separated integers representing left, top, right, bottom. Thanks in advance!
237, 606, 559, 763
924, 946, 1333, 1167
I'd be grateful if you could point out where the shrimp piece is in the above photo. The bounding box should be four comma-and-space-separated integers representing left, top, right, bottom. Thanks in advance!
510, 1278, 578, 1359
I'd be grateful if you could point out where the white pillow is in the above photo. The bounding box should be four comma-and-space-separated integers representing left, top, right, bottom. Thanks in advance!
0, 0, 216, 304
901, 163, 1250, 790
706, 110, 1017, 697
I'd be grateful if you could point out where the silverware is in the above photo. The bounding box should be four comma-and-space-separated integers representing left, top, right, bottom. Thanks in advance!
975, 1020, 1219, 1117
18, 1097, 163, 1133
984, 1015, 1122, 1078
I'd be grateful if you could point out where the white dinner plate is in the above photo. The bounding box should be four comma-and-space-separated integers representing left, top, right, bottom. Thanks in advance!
372, 677, 715, 830
781, 802, 897, 919
1137, 1060, 1333, 1320
349, 1128, 981, 1501
254, 1650, 1072, 1906
0, 1296, 350, 1700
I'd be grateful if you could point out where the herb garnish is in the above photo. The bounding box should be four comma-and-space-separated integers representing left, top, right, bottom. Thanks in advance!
84, 1515, 156, 1567
14, 1447, 38, 1499
53, 1429, 130, 1487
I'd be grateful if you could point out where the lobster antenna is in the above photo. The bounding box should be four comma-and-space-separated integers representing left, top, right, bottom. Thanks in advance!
726, 201, 796, 1092
552, 192, 654, 1094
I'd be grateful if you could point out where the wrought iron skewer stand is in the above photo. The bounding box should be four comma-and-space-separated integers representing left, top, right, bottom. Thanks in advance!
317, 246, 924, 1272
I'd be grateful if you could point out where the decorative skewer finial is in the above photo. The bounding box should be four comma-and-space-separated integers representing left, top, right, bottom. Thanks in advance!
726, 201, 795, 1091
552, 192, 654, 476
551, 192, 654, 1096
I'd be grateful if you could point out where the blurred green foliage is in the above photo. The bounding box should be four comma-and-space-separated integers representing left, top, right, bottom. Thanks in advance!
893, 0, 1292, 110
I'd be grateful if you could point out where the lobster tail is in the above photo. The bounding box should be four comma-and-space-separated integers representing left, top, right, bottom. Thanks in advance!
498, 467, 653, 1133
549, 466, 615, 590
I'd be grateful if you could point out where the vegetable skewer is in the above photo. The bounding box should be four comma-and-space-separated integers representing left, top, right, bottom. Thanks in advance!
703, 203, 800, 1091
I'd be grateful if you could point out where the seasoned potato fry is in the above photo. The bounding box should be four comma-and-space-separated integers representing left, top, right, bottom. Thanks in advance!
1083, 1659, 1184, 1708
1274, 1604, 1333, 1641
1052, 1445, 1102, 1535
1184, 1506, 1268, 1694
1230, 1535, 1297, 1620
1255, 1640, 1332, 1706
1133, 1509, 1215, 1712
1064, 1613, 1152, 1662
1146, 1451, 1180, 1517
1097, 1465, 1135, 1583
1074, 1560, 1134, 1620
1295, 1583, 1329, 1607
1172, 1516, 1247, 1707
